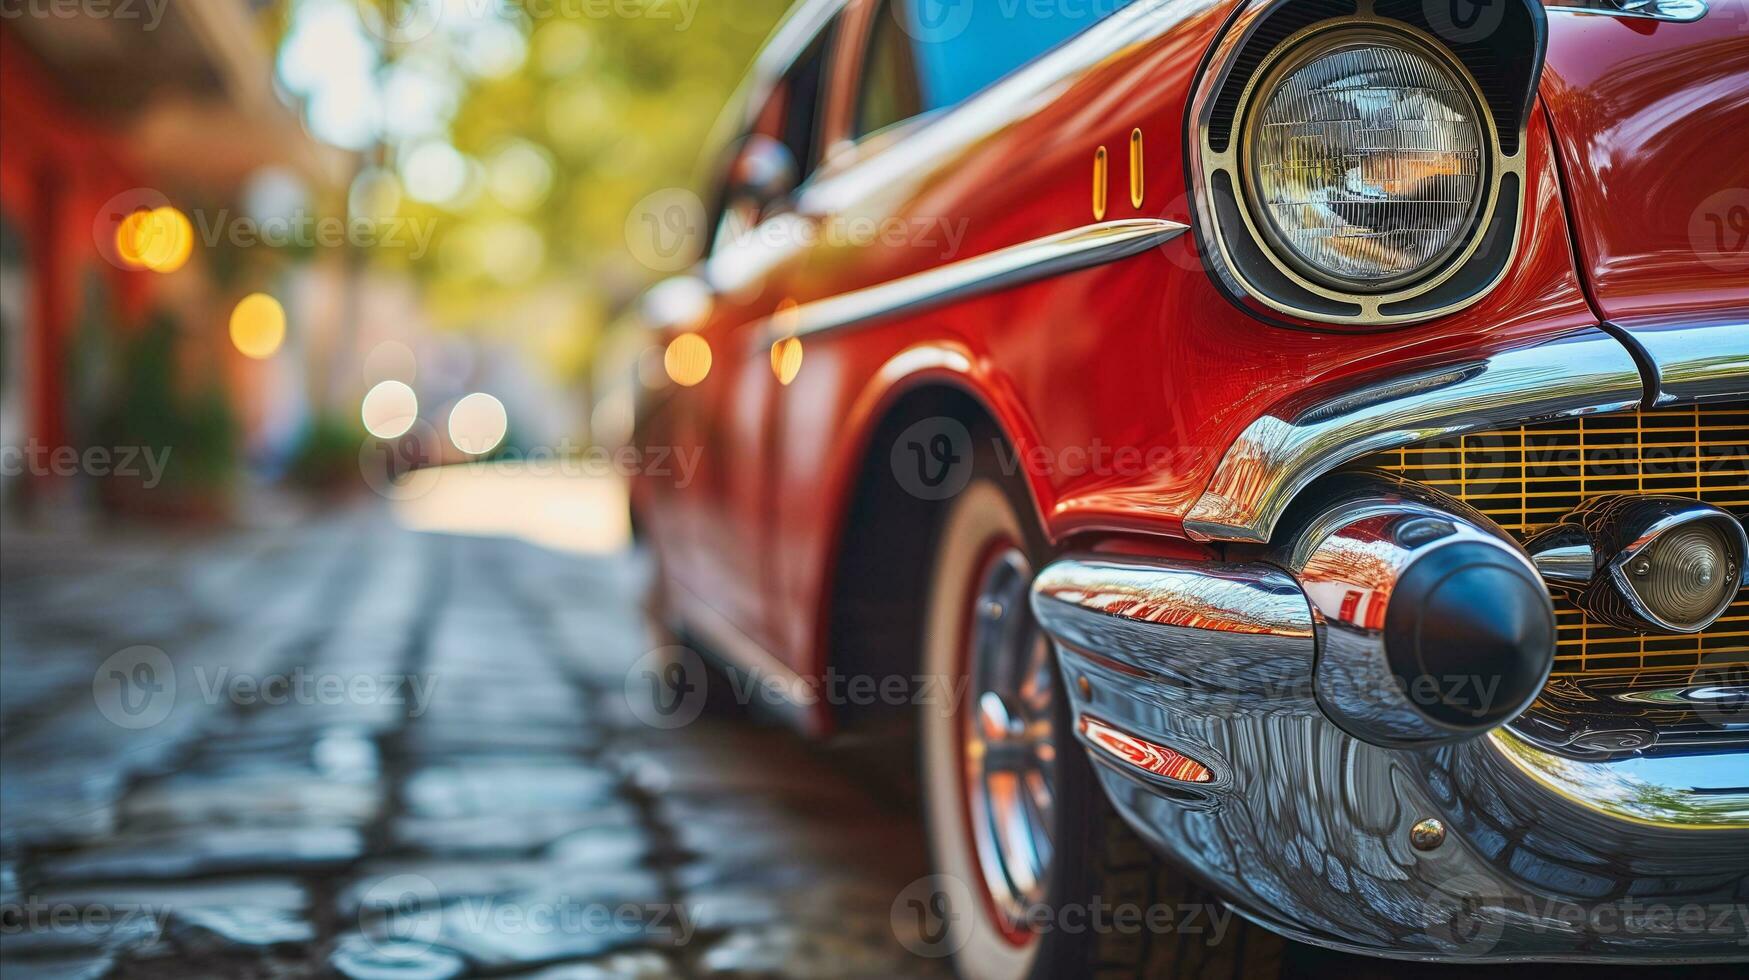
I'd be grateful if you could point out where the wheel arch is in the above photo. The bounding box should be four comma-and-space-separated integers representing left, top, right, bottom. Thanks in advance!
810, 341, 1051, 736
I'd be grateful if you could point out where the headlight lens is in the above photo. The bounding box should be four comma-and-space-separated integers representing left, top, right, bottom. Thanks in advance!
1246, 36, 1486, 290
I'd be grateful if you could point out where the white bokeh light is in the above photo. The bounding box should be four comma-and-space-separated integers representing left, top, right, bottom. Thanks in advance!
458, 17, 528, 78
447, 393, 508, 456
380, 58, 461, 143
362, 380, 419, 440
276, 0, 382, 151
401, 141, 472, 206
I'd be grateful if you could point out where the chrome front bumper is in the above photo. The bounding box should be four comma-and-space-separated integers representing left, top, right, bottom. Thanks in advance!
1034, 322, 1749, 961
1033, 554, 1749, 961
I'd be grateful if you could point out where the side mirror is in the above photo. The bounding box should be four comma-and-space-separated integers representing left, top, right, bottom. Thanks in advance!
725, 135, 798, 214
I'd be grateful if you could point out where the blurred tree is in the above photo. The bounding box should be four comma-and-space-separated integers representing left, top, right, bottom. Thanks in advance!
307, 0, 791, 381
91, 310, 239, 516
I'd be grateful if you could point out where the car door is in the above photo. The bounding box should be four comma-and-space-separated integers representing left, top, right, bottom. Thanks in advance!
755, 0, 1138, 668
664, 7, 849, 661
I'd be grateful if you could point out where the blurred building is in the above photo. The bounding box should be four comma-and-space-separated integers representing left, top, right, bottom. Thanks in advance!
0, 2, 346, 513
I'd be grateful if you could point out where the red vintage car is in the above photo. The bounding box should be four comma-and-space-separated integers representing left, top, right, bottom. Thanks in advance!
630, 0, 1749, 973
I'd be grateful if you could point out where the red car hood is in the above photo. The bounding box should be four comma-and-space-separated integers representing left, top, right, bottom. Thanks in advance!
1539, 6, 1749, 327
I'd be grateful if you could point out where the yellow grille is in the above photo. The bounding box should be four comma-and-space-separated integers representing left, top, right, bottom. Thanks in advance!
1364, 401, 1749, 676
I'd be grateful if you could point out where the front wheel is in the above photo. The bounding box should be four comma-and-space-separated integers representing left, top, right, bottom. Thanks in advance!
918, 473, 1283, 980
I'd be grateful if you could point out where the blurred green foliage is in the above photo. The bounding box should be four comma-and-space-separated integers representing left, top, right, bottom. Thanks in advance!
287, 412, 368, 492
92, 311, 239, 494
326, 0, 792, 377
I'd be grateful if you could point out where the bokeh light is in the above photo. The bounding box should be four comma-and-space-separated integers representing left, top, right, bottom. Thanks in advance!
275, 0, 381, 151
229, 293, 287, 360
362, 380, 420, 440
770, 337, 803, 386
486, 140, 556, 213
114, 211, 152, 268
664, 333, 712, 387
448, 392, 509, 456
402, 140, 473, 205
117, 207, 194, 274
458, 18, 528, 79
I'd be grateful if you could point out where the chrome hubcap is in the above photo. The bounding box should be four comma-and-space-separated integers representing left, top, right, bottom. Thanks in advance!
966, 548, 1057, 925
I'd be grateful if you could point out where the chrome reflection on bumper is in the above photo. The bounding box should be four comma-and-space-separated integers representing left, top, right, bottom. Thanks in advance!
1277, 477, 1557, 747
1184, 327, 1646, 543
1611, 318, 1749, 406
1033, 554, 1749, 961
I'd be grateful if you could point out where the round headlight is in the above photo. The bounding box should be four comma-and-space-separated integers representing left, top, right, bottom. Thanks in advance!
1244, 33, 1487, 291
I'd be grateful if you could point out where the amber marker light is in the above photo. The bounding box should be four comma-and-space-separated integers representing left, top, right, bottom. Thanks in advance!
229, 293, 286, 359
664, 333, 712, 387
770, 338, 803, 386
1092, 146, 1108, 220
1129, 129, 1144, 208
769, 299, 802, 385
1079, 715, 1213, 783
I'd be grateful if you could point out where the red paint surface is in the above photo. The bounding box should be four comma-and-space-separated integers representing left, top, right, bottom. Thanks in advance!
1539, 10, 1749, 325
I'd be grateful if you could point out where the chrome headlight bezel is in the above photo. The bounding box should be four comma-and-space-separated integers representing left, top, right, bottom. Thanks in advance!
1188, 0, 1547, 330
1235, 25, 1494, 295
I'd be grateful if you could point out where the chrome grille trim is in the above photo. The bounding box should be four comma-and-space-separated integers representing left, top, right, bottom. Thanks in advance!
1185, 327, 1645, 543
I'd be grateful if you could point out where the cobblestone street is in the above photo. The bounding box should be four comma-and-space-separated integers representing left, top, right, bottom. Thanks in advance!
0, 509, 951, 979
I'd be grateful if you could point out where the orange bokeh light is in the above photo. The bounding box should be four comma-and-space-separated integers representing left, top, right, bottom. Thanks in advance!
664, 333, 712, 387
116, 206, 194, 273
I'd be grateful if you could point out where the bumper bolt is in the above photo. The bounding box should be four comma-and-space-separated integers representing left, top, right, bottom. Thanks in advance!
1410, 817, 1446, 851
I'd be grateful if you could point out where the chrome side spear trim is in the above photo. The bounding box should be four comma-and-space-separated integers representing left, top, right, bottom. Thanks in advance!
759, 219, 1187, 342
